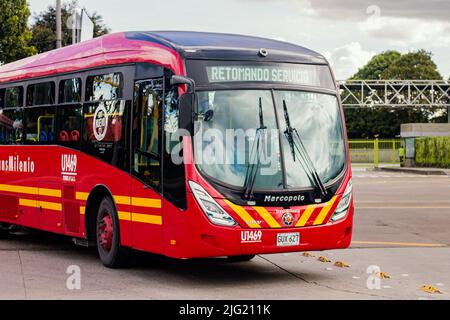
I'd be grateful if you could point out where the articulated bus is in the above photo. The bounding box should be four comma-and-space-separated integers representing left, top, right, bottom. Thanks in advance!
0, 32, 353, 268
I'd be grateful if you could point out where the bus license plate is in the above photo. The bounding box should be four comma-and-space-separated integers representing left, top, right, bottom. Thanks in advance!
277, 233, 300, 247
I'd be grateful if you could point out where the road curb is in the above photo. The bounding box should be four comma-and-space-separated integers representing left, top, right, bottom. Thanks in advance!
376, 167, 448, 176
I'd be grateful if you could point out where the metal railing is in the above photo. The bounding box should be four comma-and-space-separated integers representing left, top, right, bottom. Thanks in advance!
349, 139, 402, 167
338, 80, 450, 108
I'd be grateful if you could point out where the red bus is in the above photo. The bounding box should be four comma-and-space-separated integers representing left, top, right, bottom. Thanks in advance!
0, 32, 353, 268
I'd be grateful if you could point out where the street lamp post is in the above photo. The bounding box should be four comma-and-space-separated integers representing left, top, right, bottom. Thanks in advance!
56, 0, 62, 48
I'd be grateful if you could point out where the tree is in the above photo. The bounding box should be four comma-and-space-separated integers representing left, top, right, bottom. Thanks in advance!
344, 108, 429, 139
351, 50, 401, 80
344, 50, 444, 138
30, 0, 110, 54
0, 0, 36, 64
381, 50, 442, 80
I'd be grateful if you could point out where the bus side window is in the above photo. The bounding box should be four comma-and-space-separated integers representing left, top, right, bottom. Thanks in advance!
24, 107, 56, 144
57, 78, 82, 149
82, 100, 129, 167
56, 106, 82, 148
27, 82, 55, 106
0, 108, 24, 144
0, 86, 24, 145
132, 80, 163, 192
82, 72, 129, 168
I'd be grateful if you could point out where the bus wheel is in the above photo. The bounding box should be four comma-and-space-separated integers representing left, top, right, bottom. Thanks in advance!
227, 255, 256, 262
96, 197, 129, 268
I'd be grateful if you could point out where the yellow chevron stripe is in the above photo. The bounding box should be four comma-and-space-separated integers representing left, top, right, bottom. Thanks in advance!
0, 184, 61, 198
296, 205, 316, 227
80, 206, 86, 215
19, 198, 62, 211
132, 213, 162, 225
224, 199, 261, 228
253, 206, 281, 228
313, 196, 338, 226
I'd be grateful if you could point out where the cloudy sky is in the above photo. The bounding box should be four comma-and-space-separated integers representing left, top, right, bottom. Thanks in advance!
28, 0, 450, 80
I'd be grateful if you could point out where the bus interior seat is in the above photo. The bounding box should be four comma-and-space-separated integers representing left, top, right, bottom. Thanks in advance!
59, 130, 69, 142
70, 130, 80, 142
39, 130, 49, 142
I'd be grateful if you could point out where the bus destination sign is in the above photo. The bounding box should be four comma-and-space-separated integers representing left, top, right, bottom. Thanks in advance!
206, 65, 324, 86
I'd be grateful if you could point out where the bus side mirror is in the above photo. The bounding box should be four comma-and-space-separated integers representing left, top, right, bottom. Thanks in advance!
171, 75, 197, 136
178, 93, 196, 136
171, 75, 195, 94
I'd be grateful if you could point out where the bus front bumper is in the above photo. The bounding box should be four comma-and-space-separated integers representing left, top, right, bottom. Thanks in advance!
165, 205, 354, 259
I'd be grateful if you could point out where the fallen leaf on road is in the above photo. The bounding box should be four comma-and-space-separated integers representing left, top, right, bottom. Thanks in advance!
302, 252, 316, 257
334, 261, 350, 268
420, 285, 442, 294
318, 256, 331, 263
376, 272, 390, 279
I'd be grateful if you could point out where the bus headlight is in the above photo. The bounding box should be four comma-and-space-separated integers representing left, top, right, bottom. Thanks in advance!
189, 181, 237, 227
331, 179, 353, 222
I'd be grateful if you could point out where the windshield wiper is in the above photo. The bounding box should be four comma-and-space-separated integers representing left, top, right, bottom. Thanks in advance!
283, 100, 327, 198
243, 97, 267, 201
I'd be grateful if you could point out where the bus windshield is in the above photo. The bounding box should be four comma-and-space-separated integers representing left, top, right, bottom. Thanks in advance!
194, 90, 346, 191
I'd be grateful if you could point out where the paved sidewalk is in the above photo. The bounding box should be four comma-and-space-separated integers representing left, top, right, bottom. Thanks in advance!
351, 163, 450, 176
377, 166, 450, 176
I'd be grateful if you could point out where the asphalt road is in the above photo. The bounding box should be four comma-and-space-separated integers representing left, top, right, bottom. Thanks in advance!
1, 170, 449, 300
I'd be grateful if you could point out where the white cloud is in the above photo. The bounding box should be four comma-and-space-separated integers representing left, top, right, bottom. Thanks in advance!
325, 42, 375, 80
297, 0, 450, 23
359, 16, 450, 48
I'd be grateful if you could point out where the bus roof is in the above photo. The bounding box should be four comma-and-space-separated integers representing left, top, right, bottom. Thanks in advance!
0, 31, 328, 84
126, 31, 327, 64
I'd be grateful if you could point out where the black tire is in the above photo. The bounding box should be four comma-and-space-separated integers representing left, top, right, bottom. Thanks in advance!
227, 255, 256, 262
96, 197, 130, 268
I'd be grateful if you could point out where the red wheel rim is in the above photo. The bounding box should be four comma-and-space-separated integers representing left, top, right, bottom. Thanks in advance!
98, 211, 113, 252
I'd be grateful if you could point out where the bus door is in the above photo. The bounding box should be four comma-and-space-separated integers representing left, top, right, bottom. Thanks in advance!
130, 79, 164, 252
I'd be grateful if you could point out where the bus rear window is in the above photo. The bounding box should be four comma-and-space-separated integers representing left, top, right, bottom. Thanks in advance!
86, 73, 123, 101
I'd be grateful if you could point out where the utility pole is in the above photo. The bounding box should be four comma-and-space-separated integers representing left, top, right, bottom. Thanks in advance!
56, 0, 62, 48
